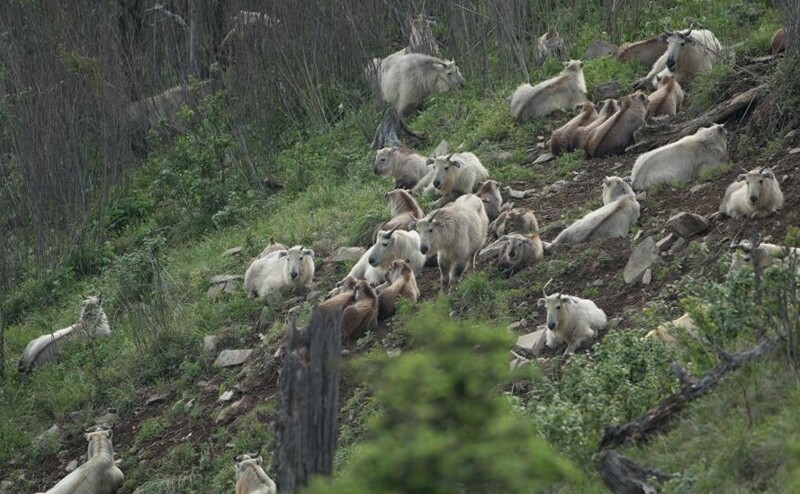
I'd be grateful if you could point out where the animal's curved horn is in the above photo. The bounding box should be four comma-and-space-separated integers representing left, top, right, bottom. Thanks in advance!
429, 208, 442, 221
664, 24, 673, 35
542, 277, 553, 298
445, 153, 455, 162
729, 232, 741, 250
387, 224, 402, 236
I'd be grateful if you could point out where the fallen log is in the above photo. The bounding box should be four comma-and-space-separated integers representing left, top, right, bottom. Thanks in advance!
598, 336, 774, 451
627, 83, 768, 154
596, 450, 672, 494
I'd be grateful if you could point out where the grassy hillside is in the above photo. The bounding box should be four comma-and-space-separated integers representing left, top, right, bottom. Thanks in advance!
2, 1, 800, 492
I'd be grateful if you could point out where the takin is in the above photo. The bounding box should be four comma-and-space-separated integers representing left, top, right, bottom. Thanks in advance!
235, 454, 277, 494
728, 235, 800, 273
19, 295, 111, 373
37, 425, 124, 494
630, 123, 727, 190
341, 280, 379, 341
573, 98, 620, 150
549, 176, 640, 247
244, 245, 315, 299
510, 60, 587, 122
583, 91, 648, 157
550, 101, 599, 155
413, 193, 488, 288
489, 207, 539, 238
719, 167, 784, 219
378, 188, 425, 234
538, 280, 607, 356
380, 53, 466, 118
635, 27, 723, 90
495, 233, 544, 275
413, 152, 489, 207
616, 35, 668, 67
475, 179, 503, 222
647, 73, 684, 117
348, 227, 426, 285
373, 146, 430, 189
376, 259, 420, 320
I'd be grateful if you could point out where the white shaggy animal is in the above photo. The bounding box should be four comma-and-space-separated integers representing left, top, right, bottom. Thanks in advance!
364, 47, 409, 97
348, 227, 426, 285
38, 425, 124, 494
381, 53, 466, 118
644, 312, 700, 344
720, 167, 784, 219
550, 177, 640, 246
235, 454, 277, 494
376, 259, 420, 320
413, 194, 488, 287
630, 124, 727, 190
538, 281, 607, 355
510, 60, 587, 122
19, 296, 111, 373
647, 73, 684, 117
244, 245, 315, 298
636, 27, 723, 89
729, 236, 800, 273
257, 238, 288, 259
373, 146, 430, 189
414, 152, 489, 207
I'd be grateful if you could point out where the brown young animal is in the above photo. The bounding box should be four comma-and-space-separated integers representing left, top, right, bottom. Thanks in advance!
341, 281, 379, 341
771, 28, 787, 55
378, 189, 424, 234
376, 259, 420, 320
616, 36, 667, 67
647, 74, 684, 117
550, 101, 599, 154
573, 99, 620, 150
583, 92, 648, 157
475, 180, 503, 222
489, 207, 539, 238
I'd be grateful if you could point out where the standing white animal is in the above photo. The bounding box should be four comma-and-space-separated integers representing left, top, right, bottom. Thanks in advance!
635, 27, 723, 89
19, 296, 111, 373
244, 245, 315, 298
38, 425, 124, 494
235, 454, 277, 494
348, 227, 426, 285
630, 124, 727, 190
510, 60, 587, 122
413, 193, 488, 287
381, 53, 466, 118
550, 177, 640, 247
413, 152, 489, 207
719, 167, 784, 219
373, 146, 430, 189
364, 47, 410, 98
538, 281, 607, 355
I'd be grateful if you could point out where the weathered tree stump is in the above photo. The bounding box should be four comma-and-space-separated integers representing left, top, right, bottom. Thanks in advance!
274, 306, 342, 493
596, 450, 672, 494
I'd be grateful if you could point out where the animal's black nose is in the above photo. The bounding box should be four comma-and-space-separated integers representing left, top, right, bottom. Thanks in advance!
433, 180, 442, 189
368, 257, 376, 265
666, 58, 676, 72
547, 322, 556, 330
420, 245, 429, 254
290, 271, 298, 279
749, 196, 758, 204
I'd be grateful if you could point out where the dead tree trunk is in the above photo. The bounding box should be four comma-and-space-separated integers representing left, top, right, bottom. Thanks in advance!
274, 306, 343, 493
371, 109, 401, 150
596, 450, 672, 494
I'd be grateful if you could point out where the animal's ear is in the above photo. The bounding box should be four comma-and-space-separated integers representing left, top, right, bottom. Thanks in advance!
97, 294, 103, 305
445, 60, 456, 67
278, 251, 288, 258
409, 220, 417, 231
559, 295, 571, 303
432, 62, 446, 70
562, 60, 569, 67
426, 157, 435, 165
579, 60, 584, 68
450, 159, 462, 168
761, 170, 775, 180
105, 428, 113, 439
303, 249, 315, 258
537, 298, 546, 307
84, 433, 91, 441
655, 75, 662, 83
603, 176, 610, 185
737, 174, 747, 182
622, 176, 632, 184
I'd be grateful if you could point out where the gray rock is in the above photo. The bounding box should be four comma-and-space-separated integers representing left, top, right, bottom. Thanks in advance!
642, 268, 652, 285
207, 284, 224, 300
789, 147, 800, 155
483, 150, 513, 162
210, 274, 243, 284
690, 183, 711, 194
665, 212, 709, 238
668, 237, 687, 255
533, 152, 554, 164
34, 424, 61, 447
515, 329, 546, 354
218, 390, 235, 402
215, 399, 244, 423
65, 459, 78, 473
624, 236, 659, 284
213, 349, 253, 368
545, 180, 568, 194
584, 40, 618, 60
656, 233, 678, 252
597, 81, 622, 98
146, 392, 169, 406
203, 335, 219, 352
505, 187, 537, 200
223, 280, 239, 294
330, 247, 366, 263
507, 319, 528, 331
510, 352, 531, 372
222, 246, 243, 256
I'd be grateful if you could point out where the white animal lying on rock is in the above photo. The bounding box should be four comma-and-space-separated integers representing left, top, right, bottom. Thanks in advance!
19, 295, 111, 373
538, 280, 607, 355
37, 425, 124, 494
244, 245, 315, 298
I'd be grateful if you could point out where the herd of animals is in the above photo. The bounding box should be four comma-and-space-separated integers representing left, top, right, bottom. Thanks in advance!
14, 21, 795, 494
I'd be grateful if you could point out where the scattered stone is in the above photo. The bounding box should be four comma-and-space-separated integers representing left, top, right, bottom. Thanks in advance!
505, 187, 537, 200
584, 40, 618, 60
208, 275, 243, 299
608, 317, 623, 328
213, 349, 253, 368
387, 349, 402, 358
185, 399, 195, 409
216, 399, 244, 423
533, 152, 554, 164
210, 274, 242, 284
145, 392, 169, 406
788, 147, 800, 155
597, 81, 622, 98
203, 335, 219, 352
95, 408, 118, 426
689, 182, 711, 194
624, 236, 659, 284
483, 150, 513, 162
1, 480, 14, 493
65, 460, 78, 473
507, 319, 528, 331
207, 284, 224, 299
222, 246, 243, 257
515, 329, 546, 354
642, 268, 652, 285
196, 380, 210, 388
537, 142, 546, 149
537, 135, 545, 141
668, 237, 687, 255
635, 191, 647, 201
665, 212, 709, 239
633, 229, 643, 242
34, 424, 61, 448
510, 351, 531, 372
330, 247, 366, 263
656, 233, 677, 252
544, 180, 568, 194
218, 390, 235, 403
592, 279, 604, 287
784, 129, 799, 140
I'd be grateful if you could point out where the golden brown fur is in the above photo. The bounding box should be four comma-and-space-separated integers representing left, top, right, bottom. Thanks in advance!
376, 260, 420, 320
341, 281, 378, 341
550, 101, 599, 154
584, 92, 647, 157
647, 74, 684, 117
574, 99, 620, 150
475, 180, 502, 221
616, 36, 667, 67
489, 207, 539, 238
378, 189, 424, 235
771, 28, 787, 55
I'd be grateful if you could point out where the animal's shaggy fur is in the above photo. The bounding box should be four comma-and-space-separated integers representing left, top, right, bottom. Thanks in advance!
538, 291, 607, 355
415, 152, 489, 207
414, 193, 488, 287
341, 281, 378, 341
583, 91, 648, 157
729, 239, 800, 273
647, 74, 684, 117
19, 296, 111, 373
378, 189, 425, 234
573, 98, 620, 150
376, 259, 420, 320
381, 53, 465, 118
616, 36, 667, 67
630, 124, 728, 190
496, 233, 544, 275
638, 28, 723, 89
720, 167, 784, 219
551, 177, 640, 246
244, 245, 315, 298
235, 455, 277, 494
349, 228, 426, 285
39, 425, 123, 494
550, 101, 599, 155
510, 60, 587, 122
373, 146, 430, 189
489, 207, 539, 238
771, 28, 787, 55
475, 180, 502, 221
